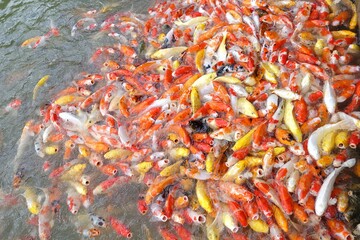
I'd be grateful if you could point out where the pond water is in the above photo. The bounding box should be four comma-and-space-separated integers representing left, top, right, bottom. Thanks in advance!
0, 0, 176, 239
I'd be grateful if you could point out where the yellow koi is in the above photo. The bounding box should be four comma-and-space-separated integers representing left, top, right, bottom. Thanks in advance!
191, 72, 217, 88
221, 160, 247, 182
78, 145, 91, 158
314, 39, 325, 56
316, 155, 334, 168
104, 148, 132, 160
160, 161, 182, 177
61, 163, 87, 181
272, 205, 288, 232
232, 126, 257, 151
157, 33, 166, 42
168, 133, 179, 143
264, 69, 277, 84
151, 47, 188, 59
193, 23, 206, 44
222, 207, 238, 233
337, 190, 349, 213
214, 76, 241, 84
44, 145, 59, 155
169, 147, 190, 160
255, 147, 286, 157
262, 62, 280, 77
190, 87, 201, 113
244, 156, 263, 168
284, 100, 302, 142
175, 16, 209, 27
237, 98, 258, 118
183, 73, 201, 90
348, 43, 360, 53
342, 0, 357, 29
195, 49, 205, 74
69, 180, 87, 195
196, 180, 213, 213
22, 187, 41, 215
134, 162, 153, 175
248, 219, 269, 233
205, 152, 215, 173
206, 217, 220, 240
321, 131, 336, 154
172, 60, 180, 70
331, 30, 356, 39
335, 131, 349, 149
54, 95, 84, 106
33, 75, 50, 101
217, 31, 227, 62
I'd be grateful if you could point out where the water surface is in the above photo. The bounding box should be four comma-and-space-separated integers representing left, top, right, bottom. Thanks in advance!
0, 1, 166, 239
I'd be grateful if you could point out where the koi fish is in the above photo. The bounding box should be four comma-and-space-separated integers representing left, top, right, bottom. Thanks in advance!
4, 98, 22, 112
22, 187, 41, 215
38, 188, 55, 240
33, 75, 50, 102
315, 158, 356, 216
21, 20, 59, 49
109, 217, 132, 238
12, 0, 360, 238
71, 18, 97, 37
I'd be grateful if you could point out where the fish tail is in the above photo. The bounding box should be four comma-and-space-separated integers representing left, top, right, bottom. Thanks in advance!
48, 19, 59, 37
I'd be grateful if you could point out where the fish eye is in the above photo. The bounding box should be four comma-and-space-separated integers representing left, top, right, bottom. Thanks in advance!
54, 148, 58, 152
104, 63, 109, 67
107, 93, 112, 98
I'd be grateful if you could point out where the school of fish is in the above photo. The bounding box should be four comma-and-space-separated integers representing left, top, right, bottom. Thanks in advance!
12, 0, 360, 239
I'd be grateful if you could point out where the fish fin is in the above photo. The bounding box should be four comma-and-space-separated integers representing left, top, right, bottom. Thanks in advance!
138, 174, 145, 183
209, 209, 224, 233
49, 19, 59, 36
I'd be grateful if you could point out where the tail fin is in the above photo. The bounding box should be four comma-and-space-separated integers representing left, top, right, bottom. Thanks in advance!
48, 19, 60, 37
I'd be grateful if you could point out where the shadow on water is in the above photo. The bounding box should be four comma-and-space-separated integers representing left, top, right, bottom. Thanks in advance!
0, 0, 11, 10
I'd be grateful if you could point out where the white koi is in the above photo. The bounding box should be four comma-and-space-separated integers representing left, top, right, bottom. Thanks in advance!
308, 120, 351, 160
323, 80, 337, 114
315, 158, 356, 216
273, 89, 301, 100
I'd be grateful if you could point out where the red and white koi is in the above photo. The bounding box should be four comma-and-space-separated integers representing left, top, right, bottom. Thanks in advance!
71, 18, 97, 37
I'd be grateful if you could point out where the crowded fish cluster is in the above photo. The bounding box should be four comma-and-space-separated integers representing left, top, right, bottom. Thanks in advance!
13, 0, 360, 239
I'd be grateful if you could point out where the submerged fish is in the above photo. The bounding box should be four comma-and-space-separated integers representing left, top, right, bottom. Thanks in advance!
21, 20, 59, 49
11, 0, 360, 239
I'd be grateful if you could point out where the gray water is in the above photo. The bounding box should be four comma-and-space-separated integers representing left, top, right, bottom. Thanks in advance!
0, 0, 172, 239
